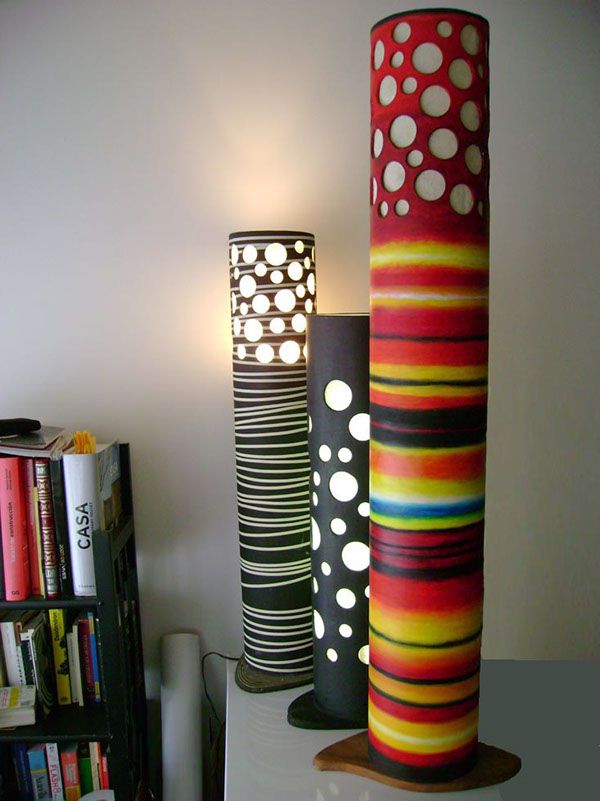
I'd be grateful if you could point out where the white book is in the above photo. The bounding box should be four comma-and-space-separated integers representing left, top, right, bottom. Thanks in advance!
0, 684, 36, 728
0, 612, 32, 686
70, 621, 84, 707
65, 632, 80, 705
45, 742, 65, 800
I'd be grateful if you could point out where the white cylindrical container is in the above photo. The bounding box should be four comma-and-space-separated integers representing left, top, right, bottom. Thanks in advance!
161, 633, 202, 801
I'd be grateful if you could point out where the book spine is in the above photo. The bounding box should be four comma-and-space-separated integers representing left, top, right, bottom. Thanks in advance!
27, 744, 51, 801
0, 457, 31, 600
60, 746, 81, 801
65, 632, 78, 705
48, 459, 73, 596
21, 617, 56, 714
62, 454, 99, 596
44, 743, 64, 801
87, 612, 102, 702
77, 617, 95, 702
12, 741, 35, 801
0, 621, 22, 685
49, 609, 71, 705
23, 459, 43, 597
20, 637, 36, 685
70, 622, 85, 707
33, 459, 60, 599
89, 741, 102, 790
100, 751, 110, 790
78, 743, 93, 796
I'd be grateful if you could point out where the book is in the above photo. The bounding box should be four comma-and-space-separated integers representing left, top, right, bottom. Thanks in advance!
78, 743, 93, 796
100, 750, 110, 790
48, 459, 73, 596
89, 741, 102, 791
33, 460, 60, 599
76, 615, 95, 703
19, 613, 56, 715
44, 743, 64, 801
0, 685, 36, 728
65, 631, 82, 706
27, 744, 51, 800
68, 622, 84, 707
87, 612, 101, 702
63, 443, 120, 596
59, 744, 81, 801
48, 609, 71, 705
11, 741, 35, 801
0, 427, 71, 460
23, 460, 44, 597
0, 610, 35, 685
0, 457, 31, 600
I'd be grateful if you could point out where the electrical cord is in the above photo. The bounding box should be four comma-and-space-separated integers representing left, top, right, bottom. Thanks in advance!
201, 651, 240, 801
201, 650, 240, 726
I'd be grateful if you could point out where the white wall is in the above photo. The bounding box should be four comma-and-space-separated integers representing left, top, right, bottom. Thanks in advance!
1, 0, 598, 726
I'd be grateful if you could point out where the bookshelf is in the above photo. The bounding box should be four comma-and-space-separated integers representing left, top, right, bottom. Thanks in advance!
0, 444, 149, 801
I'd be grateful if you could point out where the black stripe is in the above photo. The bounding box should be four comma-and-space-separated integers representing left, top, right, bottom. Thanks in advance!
371, 426, 486, 448
376, 535, 483, 553
369, 660, 480, 685
370, 403, 487, 431
369, 745, 477, 784
369, 679, 480, 709
369, 624, 483, 649
370, 374, 487, 387
371, 555, 483, 580
375, 542, 483, 560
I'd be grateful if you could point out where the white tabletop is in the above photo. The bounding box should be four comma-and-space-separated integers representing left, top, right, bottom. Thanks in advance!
224, 660, 598, 801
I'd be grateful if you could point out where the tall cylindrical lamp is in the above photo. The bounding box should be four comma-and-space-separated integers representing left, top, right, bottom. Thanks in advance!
288, 314, 370, 729
368, 9, 490, 783
229, 231, 317, 692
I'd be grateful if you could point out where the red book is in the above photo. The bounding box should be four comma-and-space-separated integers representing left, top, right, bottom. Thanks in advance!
33, 459, 60, 598
0, 457, 31, 600
60, 743, 81, 801
23, 459, 44, 596
100, 751, 110, 789
77, 616, 96, 701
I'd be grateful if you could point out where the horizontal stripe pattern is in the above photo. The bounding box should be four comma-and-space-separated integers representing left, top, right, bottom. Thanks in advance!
369, 10, 489, 782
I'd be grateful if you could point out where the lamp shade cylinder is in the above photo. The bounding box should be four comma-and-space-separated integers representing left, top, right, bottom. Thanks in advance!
229, 231, 317, 689
288, 314, 370, 728
369, 10, 490, 783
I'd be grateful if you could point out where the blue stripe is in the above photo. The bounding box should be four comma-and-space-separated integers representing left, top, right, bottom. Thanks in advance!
370, 495, 485, 519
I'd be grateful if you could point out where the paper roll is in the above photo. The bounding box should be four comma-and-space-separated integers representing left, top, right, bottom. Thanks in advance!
161, 633, 202, 801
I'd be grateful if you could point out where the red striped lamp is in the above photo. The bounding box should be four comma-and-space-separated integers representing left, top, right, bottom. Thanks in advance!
369, 9, 489, 783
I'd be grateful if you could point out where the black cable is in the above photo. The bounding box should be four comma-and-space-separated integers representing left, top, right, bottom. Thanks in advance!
201, 650, 239, 726
201, 651, 240, 801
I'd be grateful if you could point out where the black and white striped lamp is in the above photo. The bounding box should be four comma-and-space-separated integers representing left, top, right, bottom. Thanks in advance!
229, 231, 317, 692
288, 314, 370, 727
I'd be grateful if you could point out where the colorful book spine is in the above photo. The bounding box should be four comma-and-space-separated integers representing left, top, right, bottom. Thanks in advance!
87, 612, 102, 702
23, 459, 43, 596
0, 457, 31, 600
27, 743, 51, 801
62, 453, 100, 596
45, 743, 65, 801
49, 609, 71, 705
11, 741, 35, 801
33, 459, 60, 599
77, 616, 95, 702
49, 459, 73, 596
59, 744, 81, 801
100, 751, 110, 790
78, 743, 93, 796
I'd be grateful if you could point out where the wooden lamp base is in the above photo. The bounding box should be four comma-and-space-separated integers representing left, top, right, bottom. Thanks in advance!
314, 732, 521, 793
234, 655, 312, 694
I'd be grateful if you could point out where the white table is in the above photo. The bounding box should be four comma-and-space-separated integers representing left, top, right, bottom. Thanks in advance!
224, 660, 598, 800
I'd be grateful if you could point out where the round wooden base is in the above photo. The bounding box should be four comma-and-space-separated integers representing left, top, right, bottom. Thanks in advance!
314, 732, 521, 793
234, 655, 313, 694
287, 689, 367, 730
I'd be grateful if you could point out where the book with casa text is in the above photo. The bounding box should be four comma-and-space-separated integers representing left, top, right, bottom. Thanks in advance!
63, 441, 121, 596
0, 685, 36, 729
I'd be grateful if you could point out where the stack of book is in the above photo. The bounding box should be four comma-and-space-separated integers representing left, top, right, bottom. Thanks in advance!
0, 608, 103, 712
11, 740, 111, 799
0, 427, 121, 599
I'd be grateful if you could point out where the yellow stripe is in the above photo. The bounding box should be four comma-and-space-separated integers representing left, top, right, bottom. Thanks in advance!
371, 442, 484, 458
370, 381, 487, 398
370, 509, 484, 530
370, 363, 487, 381
371, 296, 487, 309
370, 602, 483, 645
371, 474, 486, 500
370, 631, 482, 671
371, 241, 489, 271
369, 667, 480, 706
369, 707, 479, 753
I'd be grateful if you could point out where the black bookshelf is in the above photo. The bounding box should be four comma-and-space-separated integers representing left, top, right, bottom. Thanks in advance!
0, 445, 149, 801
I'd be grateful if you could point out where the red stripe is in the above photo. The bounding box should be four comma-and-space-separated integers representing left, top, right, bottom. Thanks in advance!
372, 307, 488, 338
371, 266, 488, 289
369, 569, 483, 612
370, 523, 484, 549
369, 684, 479, 723
369, 647, 481, 682
370, 388, 487, 410
371, 337, 488, 366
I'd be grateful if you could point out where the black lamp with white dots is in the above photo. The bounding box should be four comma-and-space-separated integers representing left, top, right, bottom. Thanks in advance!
288, 314, 370, 727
